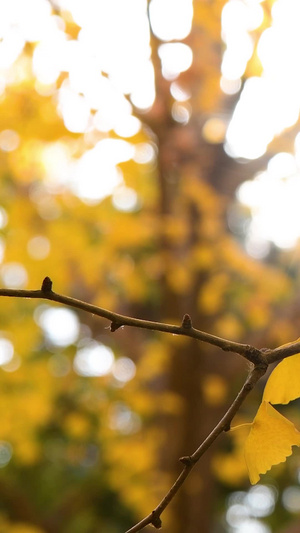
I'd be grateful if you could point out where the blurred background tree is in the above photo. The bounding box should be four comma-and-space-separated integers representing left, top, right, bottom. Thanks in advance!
1, 0, 300, 532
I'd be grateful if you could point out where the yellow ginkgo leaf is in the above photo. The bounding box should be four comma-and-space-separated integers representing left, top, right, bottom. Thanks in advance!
263, 352, 300, 405
244, 401, 300, 484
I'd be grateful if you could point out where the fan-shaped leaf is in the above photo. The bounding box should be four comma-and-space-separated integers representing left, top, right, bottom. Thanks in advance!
263, 353, 300, 405
244, 401, 300, 484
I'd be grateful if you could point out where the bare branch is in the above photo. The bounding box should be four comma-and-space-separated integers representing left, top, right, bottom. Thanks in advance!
0, 278, 264, 365
1, 277, 298, 532
125, 364, 267, 533
265, 342, 300, 365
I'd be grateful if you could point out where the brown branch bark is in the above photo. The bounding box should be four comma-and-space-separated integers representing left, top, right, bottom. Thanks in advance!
0, 278, 264, 364
125, 365, 267, 533
1, 277, 300, 532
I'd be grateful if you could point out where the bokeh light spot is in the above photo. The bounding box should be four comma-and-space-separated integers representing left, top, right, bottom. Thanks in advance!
159, 43, 193, 80
0, 129, 20, 152
0, 441, 13, 467
27, 235, 51, 260
112, 357, 136, 383
1, 262, 28, 288
0, 338, 14, 366
202, 117, 227, 144
36, 306, 80, 347
108, 402, 141, 434
149, 0, 193, 41
0, 207, 8, 229
171, 102, 191, 124
282, 486, 300, 513
245, 485, 276, 517
112, 187, 139, 212
74, 341, 114, 377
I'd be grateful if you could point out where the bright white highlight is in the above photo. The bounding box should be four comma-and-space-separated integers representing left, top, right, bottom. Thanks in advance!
0, 0, 195, 208
159, 43, 193, 80
225, 78, 274, 159
74, 341, 114, 377
149, 0, 193, 41
112, 357, 136, 383
223, 0, 300, 159
36, 306, 80, 347
112, 186, 139, 212
0, 338, 14, 365
226, 487, 275, 533
221, 0, 263, 88
71, 139, 134, 204
237, 151, 300, 253
58, 83, 91, 133
1, 263, 27, 288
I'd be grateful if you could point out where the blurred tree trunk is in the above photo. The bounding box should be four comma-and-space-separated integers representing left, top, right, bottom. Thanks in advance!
142, 6, 239, 531
138, 2, 292, 530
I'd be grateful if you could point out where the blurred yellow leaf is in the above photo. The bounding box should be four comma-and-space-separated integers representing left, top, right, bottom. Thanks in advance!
244, 401, 300, 484
8, 525, 45, 533
202, 374, 227, 406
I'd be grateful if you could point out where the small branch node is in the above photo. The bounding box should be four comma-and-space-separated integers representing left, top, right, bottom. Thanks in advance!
223, 422, 231, 432
179, 455, 194, 466
181, 313, 192, 329
245, 345, 265, 365
41, 276, 53, 293
151, 511, 162, 529
110, 321, 122, 332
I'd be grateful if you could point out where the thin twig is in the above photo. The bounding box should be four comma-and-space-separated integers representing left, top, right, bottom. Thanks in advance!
2, 282, 300, 364
265, 343, 300, 365
0, 277, 299, 532
0, 278, 264, 364
125, 365, 267, 533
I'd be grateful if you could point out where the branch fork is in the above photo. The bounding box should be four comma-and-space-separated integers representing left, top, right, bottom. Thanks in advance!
0, 277, 298, 532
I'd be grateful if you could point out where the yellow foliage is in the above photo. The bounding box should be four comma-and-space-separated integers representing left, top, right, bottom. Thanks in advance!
166, 263, 192, 294
162, 215, 189, 245
13, 439, 41, 465
0, 84, 69, 141
202, 373, 228, 406
183, 175, 223, 216
191, 245, 215, 270
0, 514, 45, 533
106, 435, 158, 516
5, 524, 45, 533
244, 401, 300, 484
193, 1, 224, 40
64, 413, 91, 439
263, 350, 300, 405
213, 418, 250, 486
215, 314, 244, 340
213, 451, 248, 486
198, 273, 228, 315
137, 341, 170, 381
246, 299, 270, 329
